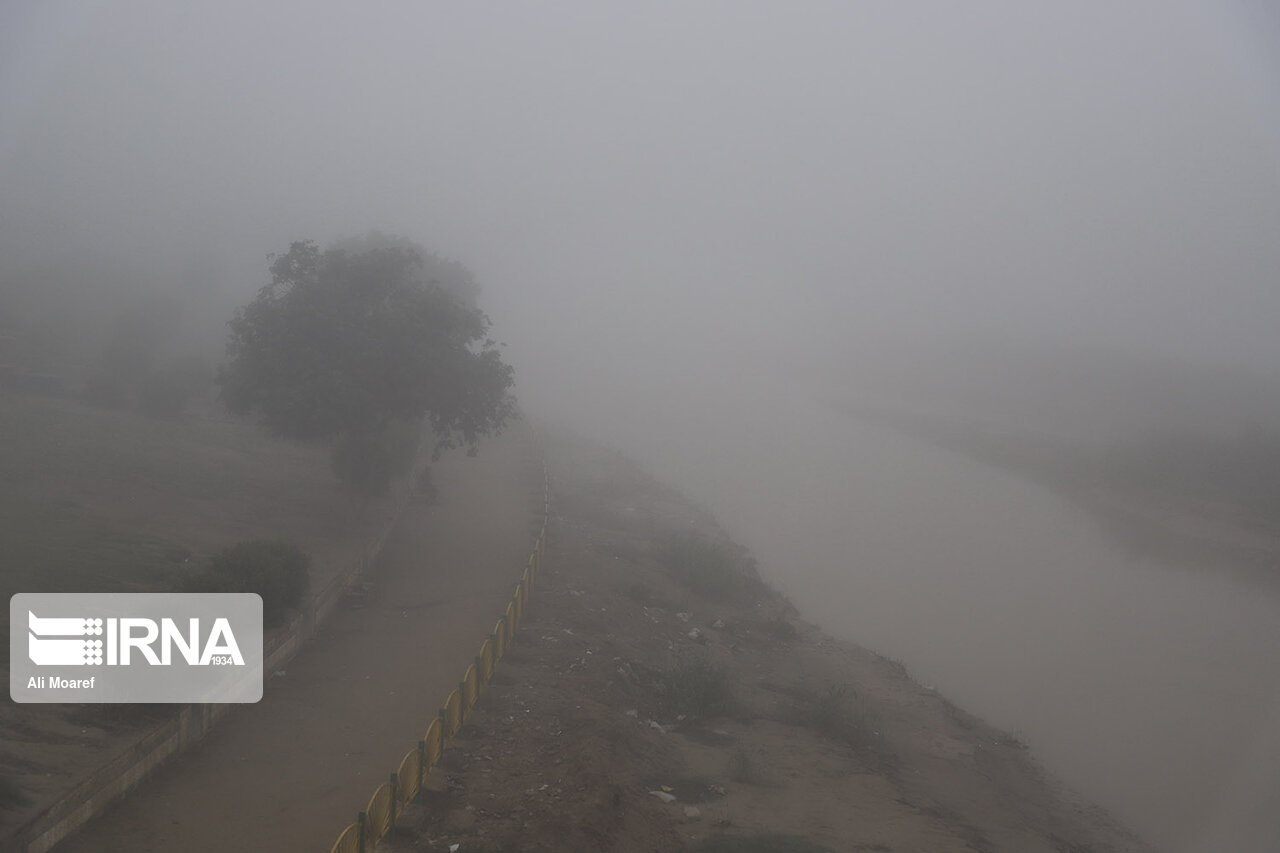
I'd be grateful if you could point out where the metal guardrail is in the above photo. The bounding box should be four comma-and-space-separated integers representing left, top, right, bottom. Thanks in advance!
326, 465, 550, 853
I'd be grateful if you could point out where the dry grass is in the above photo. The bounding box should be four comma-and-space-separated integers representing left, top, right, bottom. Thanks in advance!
655, 657, 739, 720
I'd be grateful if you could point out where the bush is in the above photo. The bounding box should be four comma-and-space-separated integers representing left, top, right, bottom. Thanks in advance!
657, 657, 737, 720
798, 684, 854, 733
726, 747, 767, 785
184, 540, 309, 626
759, 616, 799, 642
661, 535, 744, 599
791, 683, 879, 751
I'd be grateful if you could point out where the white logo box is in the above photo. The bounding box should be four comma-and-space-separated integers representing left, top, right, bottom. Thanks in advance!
10, 593, 263, 703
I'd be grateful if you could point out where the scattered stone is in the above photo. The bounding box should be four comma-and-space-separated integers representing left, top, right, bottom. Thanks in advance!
684, 805, 701, 818
649, 790, 677, 803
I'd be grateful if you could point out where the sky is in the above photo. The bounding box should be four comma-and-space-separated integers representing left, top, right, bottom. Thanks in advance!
2, 0, 1279, 443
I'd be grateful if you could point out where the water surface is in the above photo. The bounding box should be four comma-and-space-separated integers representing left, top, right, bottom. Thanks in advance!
625, 382, 1280, 853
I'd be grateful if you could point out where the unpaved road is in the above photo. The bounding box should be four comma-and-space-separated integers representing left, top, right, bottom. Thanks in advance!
52, 424, 540, 853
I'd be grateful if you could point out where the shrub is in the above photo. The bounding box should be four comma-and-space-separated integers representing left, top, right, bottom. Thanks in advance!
661, 535, 743, 599
726, 747, 766, 785
759, 616, 799, 642
800, 684, 852, 732
184, 540, 309, 626
657, 657, 737, 719
791, 683, 878, 751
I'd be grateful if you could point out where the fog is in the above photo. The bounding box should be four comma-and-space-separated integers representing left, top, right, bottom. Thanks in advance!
6, 3, 1280, 382
4, 2, 1280, 850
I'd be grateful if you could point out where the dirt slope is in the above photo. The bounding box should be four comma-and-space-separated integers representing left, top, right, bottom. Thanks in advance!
50, 423, 541, 853
387, 428, 1155, 853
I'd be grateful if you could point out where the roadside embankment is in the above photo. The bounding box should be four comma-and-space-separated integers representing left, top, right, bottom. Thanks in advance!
388, 427, 1153, 853
0, 395, 411, 851
44, 424, 541, 853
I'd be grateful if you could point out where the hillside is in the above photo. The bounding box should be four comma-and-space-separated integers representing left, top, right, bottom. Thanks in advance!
386, 427, 1153, 853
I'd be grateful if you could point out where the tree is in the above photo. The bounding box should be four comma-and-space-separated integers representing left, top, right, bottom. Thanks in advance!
218, 240, 516, 492
328, 231, 482, 309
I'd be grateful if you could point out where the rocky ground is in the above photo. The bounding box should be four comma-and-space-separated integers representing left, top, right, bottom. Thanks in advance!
387, 429, 1154, 853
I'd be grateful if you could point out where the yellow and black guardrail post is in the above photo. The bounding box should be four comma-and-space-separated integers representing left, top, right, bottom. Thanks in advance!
327, 464, 549, 853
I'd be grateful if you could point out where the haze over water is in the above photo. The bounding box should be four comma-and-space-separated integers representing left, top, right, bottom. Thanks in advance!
5, 4, 1280, 851
596, 378, 1280, 853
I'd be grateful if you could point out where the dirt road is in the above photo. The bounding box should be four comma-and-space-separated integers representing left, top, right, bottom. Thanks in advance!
52, 424, 540, 853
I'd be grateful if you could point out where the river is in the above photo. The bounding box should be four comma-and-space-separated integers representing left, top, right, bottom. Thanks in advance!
619, 380, 1280, 853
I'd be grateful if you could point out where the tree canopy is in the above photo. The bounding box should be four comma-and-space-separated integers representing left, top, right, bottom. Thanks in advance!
328, 231, 482, 309
218, 240, 515, 487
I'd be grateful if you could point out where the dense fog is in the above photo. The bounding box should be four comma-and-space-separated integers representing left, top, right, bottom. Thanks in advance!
3, 2, 1280, 851
5, 3, 1280, 401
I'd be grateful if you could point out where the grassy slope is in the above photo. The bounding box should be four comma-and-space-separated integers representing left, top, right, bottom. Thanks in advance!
0, 393, 382, 599
0, 390, 397, 832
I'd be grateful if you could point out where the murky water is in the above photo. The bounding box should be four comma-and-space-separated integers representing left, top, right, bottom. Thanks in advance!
622, 381, 1280, 853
